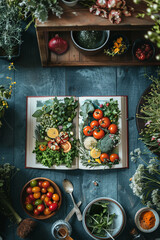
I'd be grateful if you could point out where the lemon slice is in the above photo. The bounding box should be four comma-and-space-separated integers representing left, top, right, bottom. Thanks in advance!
90, 148, 101, 159
47, 128, 59, 139
84, 137, 97, 150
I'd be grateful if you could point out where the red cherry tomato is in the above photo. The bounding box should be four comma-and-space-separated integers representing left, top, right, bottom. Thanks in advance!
93, 129, 105, 139
83, 126, 93, 136
46, 200, 53, 207
93, 109, 103, 120
49, 203, 58, 211
47, 192, 53, 199
100, 153, 109, 162
26, 187, 32, 194
38, 181, 43, 188
37, 204, 45, 212
90, 120, 99, 129
110, 153, 119, 163
34, 209, 40, 215
25, 196, 32, 204
99, 117, 111, 128
108, 124, 118, 134
42, 181, 50, 188
28, 194, 35, 202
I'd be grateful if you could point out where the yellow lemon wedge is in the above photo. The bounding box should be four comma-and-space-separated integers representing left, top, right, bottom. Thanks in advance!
90, 148, 101, 159
47, 128, 59, 139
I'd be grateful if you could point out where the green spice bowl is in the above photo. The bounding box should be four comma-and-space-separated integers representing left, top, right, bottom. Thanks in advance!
82, 197, 126, 240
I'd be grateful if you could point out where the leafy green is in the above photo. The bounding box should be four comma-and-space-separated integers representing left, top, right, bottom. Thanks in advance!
86, 201, 116, 237
80, 100, 95, 121
33, 140, 78, 168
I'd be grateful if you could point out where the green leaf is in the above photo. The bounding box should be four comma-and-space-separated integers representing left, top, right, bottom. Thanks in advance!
32, 109, 43, 118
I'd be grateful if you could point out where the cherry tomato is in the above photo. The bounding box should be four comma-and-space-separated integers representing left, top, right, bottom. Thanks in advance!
33, 192, 41, 199
44, 196, 50, 203
93, 129, 105, 139
110, 153, 119, 163
30, 180, 37, 187
47, 192, 53, 199
42, 181, 50, 188
100, 153, 109, 162
35, 199, 43, 206
108, 124, 118, 134
52, 193, 60, 202
41, 188, 47, 193
44, 208, 52, 216
32, 186, 41, 193
26, 203, 33, 212
47, 186, 54, 193
26, 187, 32, 194
28, 194, 35, 202
90, 120, 99, 129
39, 144, 47, 151
49, 203, 58, 211
37, 204, 45, 212
99, 117, 110, 128
41, 194, 47, 201
34, 209, 40, 215
25, 196, 32, 204
46, 200, 53, 207
83, 126, 93, 136
38, 181, 43, 188
93, 109, 103, 120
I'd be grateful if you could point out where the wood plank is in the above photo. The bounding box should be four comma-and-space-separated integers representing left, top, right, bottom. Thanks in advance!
36, 1, 154, 31
36, 31, 49, 66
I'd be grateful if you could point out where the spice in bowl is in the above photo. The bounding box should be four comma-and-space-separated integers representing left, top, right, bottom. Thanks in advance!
139, 210, 156, 230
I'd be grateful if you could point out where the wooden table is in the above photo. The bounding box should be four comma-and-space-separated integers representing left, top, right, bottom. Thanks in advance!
0, 25, 159, 240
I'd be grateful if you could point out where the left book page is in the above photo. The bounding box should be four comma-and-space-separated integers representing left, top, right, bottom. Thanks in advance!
26, 96, 79, 170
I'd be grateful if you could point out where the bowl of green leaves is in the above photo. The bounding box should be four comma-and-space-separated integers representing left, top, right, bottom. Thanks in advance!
82, 197, 126, 240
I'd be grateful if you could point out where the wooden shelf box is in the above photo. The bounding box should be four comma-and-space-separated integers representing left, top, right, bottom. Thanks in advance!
36, 2, 159, 67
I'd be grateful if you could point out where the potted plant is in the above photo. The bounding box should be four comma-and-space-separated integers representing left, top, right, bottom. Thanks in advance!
0, 0, 22, 60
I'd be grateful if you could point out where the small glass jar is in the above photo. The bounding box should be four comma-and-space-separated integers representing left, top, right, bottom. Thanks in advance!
51, 220, 72, 240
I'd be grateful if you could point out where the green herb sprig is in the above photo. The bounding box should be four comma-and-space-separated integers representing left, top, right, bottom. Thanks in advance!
86, 201, 116, 237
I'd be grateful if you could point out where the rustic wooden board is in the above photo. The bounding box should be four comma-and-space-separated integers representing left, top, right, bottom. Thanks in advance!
36, 1, 154, 31
0, 25, 160, 240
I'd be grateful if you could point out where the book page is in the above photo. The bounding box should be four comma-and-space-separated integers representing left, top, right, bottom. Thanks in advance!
26, 96, 79, 170
78, 96, 128, 170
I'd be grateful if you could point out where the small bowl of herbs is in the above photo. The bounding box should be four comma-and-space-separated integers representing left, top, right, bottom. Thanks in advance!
82, 197, 126, 240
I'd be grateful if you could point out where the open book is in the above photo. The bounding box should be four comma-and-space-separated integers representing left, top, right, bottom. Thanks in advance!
26, 96, 128, 170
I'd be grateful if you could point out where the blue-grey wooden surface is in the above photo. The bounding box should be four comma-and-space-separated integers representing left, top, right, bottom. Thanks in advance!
0, 26, 159, 240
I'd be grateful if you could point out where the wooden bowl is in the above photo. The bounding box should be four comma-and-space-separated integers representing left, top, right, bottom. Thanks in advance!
21, 177, 62, 220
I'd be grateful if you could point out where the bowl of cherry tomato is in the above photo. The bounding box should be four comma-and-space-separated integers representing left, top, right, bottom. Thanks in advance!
132, 39, 155, 61
21, 177, 62, 219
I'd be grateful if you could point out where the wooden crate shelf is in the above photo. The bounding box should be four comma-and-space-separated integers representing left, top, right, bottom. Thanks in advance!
36, 2, 159, 67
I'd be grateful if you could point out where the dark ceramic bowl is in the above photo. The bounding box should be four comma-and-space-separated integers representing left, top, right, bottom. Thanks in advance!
21, 177, 62, 220
71, 30, 110, 55
132, 39, 155, 61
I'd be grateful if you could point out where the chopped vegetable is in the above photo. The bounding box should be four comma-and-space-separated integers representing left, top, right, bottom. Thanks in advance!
61, 141, 72, 153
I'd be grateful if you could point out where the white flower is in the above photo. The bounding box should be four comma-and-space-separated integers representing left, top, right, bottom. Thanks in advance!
149, 158, 156, 164
147, 163, 158, 174
130, 151, 134, 156
134, 148, 141, 155
131, 156, 136, 162
146, 201, 153, 208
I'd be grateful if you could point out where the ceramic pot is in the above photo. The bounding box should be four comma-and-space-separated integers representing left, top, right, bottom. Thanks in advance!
61, 0, 78, 7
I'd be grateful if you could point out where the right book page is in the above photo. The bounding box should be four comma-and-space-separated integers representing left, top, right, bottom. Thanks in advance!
78, 96, 128, 170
